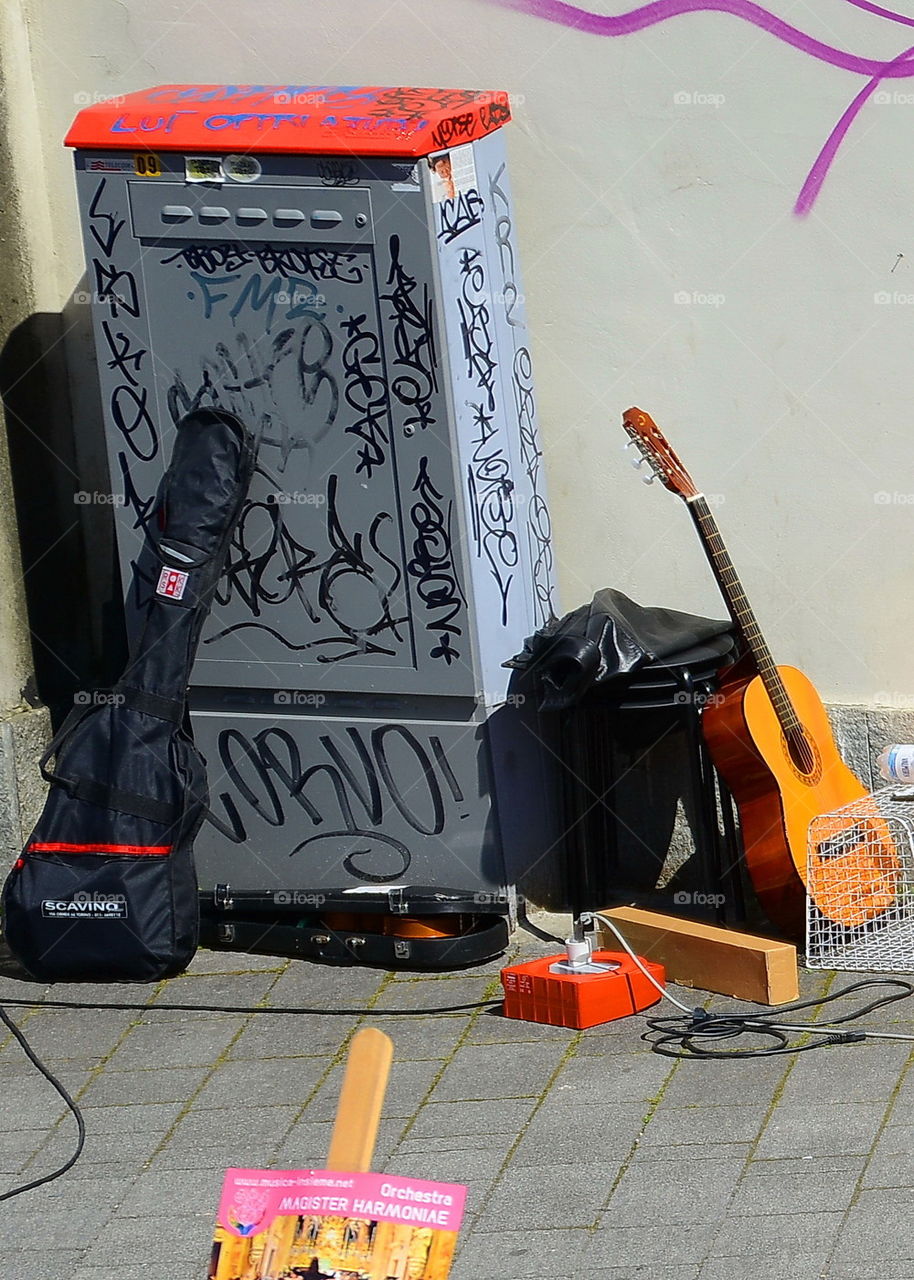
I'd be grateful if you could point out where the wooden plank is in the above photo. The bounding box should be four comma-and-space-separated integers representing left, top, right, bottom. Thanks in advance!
326, 1027, 394, 1172
599, 906, 799, 1006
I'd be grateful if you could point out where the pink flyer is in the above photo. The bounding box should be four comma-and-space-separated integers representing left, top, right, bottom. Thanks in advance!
209, 1168, 467, 1280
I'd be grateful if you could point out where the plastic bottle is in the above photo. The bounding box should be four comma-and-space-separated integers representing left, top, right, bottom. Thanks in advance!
877, 745, 914, 782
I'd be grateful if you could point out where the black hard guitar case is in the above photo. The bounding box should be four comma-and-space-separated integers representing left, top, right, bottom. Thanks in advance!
2, 407, 255, 982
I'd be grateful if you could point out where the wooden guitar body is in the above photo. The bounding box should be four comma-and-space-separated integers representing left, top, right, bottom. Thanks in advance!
703, 664, 891, 937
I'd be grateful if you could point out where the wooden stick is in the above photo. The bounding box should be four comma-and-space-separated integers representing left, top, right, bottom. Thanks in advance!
325, 1027, 394, 1172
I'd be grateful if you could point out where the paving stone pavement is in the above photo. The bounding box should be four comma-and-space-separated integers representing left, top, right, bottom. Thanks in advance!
1, 918, 913, 1280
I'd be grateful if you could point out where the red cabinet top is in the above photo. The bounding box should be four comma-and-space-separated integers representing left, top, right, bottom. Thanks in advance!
65, 84, 511, 157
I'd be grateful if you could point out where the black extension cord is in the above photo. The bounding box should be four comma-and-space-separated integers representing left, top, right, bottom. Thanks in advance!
644, 977, 914, 1058
0, 992, 502, 1203
2, 976, 912, 1201
0, 1005, 85, 1202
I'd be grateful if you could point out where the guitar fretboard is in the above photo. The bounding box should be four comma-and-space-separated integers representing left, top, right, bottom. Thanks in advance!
688, 495, 802, 738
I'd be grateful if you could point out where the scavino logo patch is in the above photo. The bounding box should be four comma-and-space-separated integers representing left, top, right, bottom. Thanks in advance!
41, 898, 128, 919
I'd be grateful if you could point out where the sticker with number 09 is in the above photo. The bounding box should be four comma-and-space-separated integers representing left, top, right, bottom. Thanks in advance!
133, 153, 161, 177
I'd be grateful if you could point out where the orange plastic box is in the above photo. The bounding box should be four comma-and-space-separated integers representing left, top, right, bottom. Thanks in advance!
500, 949, 665, 1029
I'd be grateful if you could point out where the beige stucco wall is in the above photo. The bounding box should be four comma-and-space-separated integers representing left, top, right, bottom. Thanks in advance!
8, 0, 914, 712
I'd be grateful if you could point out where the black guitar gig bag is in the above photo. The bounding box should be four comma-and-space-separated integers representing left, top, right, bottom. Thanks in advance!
2, 407, 255, 982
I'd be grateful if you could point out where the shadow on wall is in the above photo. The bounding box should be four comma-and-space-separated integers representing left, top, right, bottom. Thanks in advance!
0, 302, 126, 721
490, 666, 742, 915
535, 699, 751, 922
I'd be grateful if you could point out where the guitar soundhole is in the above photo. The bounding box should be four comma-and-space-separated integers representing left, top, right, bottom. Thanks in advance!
785, 728, 822, 783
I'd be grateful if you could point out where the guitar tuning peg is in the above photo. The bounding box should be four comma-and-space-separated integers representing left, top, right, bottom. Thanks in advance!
631, 455, 645, 470
642, 473, 655, 485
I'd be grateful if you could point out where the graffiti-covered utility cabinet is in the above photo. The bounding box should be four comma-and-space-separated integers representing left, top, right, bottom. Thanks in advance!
66, 85, 558, 959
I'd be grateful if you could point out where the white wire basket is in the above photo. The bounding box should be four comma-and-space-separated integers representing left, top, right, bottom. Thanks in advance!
807, 787, 914, 971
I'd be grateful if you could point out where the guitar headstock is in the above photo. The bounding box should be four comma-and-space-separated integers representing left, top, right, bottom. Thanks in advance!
622, 407, 699, 501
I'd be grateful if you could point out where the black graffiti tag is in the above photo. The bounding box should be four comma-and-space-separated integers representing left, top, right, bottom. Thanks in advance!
488, 163, 556, 625
340, 312, 390, 479
317, 157, 359, 186
437, 189, 484, 245
430, 111, 477, 150
381, 234, 438, 433
457, 247, 497, 413
480, 100, 511, 131
161, 241, 366, 285
407, 456, 464, 663
367, 87, 478, 119
209, 472, 407, 664
168, 322, 338, 473
489, 163, 523, 327
466, 404, 517, 625
88, 177, 158, 478
87, 178, 125, 258
512, 346, 555, 625
211, 724, 466, 885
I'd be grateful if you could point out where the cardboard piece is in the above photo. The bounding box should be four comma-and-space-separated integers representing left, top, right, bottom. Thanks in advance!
599, 906, 799, 1005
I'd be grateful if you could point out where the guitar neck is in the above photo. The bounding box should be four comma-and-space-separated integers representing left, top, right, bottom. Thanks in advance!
687, 494, 801, 736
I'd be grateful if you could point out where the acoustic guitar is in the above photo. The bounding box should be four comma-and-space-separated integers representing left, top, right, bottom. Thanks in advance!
622, 406, 895, 938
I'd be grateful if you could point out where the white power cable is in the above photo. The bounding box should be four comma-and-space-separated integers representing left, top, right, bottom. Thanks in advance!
585, 911, 695, 1013
584, 910, 914, 1042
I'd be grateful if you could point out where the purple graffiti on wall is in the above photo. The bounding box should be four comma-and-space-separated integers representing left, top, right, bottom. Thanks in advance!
483, 0, 914, 214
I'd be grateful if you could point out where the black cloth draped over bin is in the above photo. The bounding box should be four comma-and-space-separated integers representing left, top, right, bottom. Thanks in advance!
507, 588, 736, 709
507, 589, 743, 915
